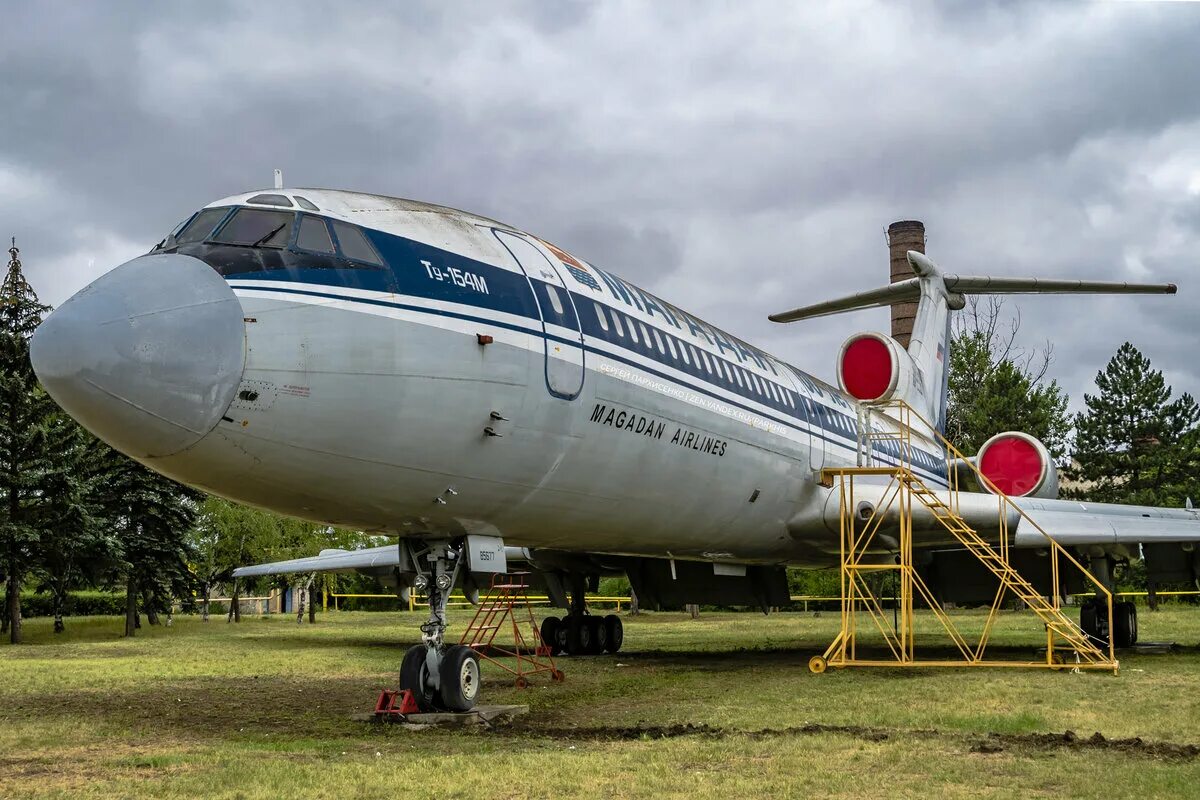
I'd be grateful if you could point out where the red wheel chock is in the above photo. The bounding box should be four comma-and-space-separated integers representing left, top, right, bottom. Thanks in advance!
374, 689, 420, 718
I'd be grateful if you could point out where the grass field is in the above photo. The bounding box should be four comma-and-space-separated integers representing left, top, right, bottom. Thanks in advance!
4, 605, 1200, 799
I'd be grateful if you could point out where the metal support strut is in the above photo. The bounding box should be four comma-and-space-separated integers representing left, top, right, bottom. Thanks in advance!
810, 399, 1119, 675
399, 539, 482, 713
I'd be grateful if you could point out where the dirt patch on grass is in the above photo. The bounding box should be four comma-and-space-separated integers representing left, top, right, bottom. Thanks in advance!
502, 719, 1200, 760
972, 729, 1200, 760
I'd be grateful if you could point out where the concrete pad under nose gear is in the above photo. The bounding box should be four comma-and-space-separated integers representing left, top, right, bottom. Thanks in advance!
31, 253, 246, 459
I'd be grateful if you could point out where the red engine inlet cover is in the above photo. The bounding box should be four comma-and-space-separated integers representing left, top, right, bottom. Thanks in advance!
978, 435, 1044, 496
840, 336, 894, 401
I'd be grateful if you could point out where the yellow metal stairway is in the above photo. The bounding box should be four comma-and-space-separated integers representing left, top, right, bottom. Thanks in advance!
810, 400, 1117, 674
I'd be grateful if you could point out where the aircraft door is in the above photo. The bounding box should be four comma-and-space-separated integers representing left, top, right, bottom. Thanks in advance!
494, 230, 585, 400
804, 396, 827, 473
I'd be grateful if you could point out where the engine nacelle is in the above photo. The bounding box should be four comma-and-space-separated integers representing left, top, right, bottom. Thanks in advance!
837, 332, 917, 402
976, 431, 1059, 499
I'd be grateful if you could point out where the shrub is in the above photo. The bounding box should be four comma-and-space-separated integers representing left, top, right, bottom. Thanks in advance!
19, 591, 126, 618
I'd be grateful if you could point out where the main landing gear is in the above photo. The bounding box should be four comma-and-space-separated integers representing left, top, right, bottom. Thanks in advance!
398, 540, 482, 712
1078, 555, 1138, 649
538, 575, 624, 656
1080, 600, 1138, 649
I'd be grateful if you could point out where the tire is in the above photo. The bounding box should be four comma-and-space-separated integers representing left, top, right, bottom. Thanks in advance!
540, 616, 561, 653
587, 616, 607, 655
566, 616, 591, 655
438, 645, 481, 712
400, 645, 436, 711
1113, 602, 1136, 649
603, 614, 624, 653
554, 620, 569, 654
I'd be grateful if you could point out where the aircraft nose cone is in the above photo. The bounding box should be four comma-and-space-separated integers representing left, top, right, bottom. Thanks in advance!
31, 253, 245, 459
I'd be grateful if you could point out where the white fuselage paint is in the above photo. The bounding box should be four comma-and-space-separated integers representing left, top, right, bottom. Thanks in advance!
147, 189, 947, 566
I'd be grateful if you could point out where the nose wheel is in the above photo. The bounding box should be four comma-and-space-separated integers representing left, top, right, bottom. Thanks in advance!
397, 540, 482, 713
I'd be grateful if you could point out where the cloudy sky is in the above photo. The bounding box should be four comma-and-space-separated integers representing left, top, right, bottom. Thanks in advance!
4, 1, 1199, 412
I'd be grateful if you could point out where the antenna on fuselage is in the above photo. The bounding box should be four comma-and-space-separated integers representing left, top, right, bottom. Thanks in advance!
273, 168, 283, 189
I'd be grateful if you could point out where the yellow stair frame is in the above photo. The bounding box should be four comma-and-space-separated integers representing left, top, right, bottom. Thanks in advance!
809, 400, 1118, 675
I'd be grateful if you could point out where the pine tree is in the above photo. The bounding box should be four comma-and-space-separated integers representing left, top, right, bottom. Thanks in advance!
33, 427, 114, 633
0, 239, 56, 643
1069, 343, 1200, 506
91, 445, 199, 637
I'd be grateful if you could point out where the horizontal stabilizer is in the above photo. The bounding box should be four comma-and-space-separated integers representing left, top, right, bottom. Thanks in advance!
769, 251, 1177, 323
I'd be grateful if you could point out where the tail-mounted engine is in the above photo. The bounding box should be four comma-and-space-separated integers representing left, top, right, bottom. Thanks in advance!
976, 431, 1059, 499
837, 332, 919, 402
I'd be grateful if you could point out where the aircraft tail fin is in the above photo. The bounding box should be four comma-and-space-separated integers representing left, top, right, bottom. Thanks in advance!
770, 252, 1177, 430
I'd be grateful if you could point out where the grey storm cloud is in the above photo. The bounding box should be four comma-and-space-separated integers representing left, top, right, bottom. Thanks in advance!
3, 1, 1200, 412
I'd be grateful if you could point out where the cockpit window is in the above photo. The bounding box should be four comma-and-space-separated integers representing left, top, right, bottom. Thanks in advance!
246, 193, 294, 208
175, 207, 232, 246
294, 196, 319, 211
295, 215, 335, 254
330, 220, 382, 265
213, 208, 295, 248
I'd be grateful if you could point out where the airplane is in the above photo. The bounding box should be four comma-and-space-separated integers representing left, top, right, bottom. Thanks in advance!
31, 185, 1200, 713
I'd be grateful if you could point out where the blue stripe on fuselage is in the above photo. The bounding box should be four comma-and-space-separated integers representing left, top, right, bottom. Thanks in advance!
224, 224, 948, 483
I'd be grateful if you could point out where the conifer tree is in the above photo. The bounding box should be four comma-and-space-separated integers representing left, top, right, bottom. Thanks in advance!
34, 427, 113, 633
91, 445, 199, 636
1069, 343, 1200, 506
0, 239, 55, 643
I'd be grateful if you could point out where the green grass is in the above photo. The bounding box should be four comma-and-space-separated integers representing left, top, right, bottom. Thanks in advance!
4, 606, 1200, 798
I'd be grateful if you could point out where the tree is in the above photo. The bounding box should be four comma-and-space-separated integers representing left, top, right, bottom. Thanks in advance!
31, 424, 110, 633
945, 297, 1071, 458
1069, 343, 1200, 506
91, 445, 199, 636
189, 496, 278, 621
0, 239, 63, 643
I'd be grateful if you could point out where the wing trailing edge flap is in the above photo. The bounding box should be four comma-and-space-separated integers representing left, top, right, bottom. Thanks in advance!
1012, 509, 1200, 548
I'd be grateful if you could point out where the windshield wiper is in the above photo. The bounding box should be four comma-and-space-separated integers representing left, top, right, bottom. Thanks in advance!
250, 223, 287, 247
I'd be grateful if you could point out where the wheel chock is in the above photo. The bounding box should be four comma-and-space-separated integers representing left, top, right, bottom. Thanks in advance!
375, 689, 421, 718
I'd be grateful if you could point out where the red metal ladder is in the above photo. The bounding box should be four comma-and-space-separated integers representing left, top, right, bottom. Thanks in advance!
459, 573, 564, 687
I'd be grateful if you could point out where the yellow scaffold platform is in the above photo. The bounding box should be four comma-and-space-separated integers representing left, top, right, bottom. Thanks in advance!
809, 400, 1118, 675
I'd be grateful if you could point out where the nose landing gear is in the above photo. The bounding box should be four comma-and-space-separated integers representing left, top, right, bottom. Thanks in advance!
397, 540, 482, 712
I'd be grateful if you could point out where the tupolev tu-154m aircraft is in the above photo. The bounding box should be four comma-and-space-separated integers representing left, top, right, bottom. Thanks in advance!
31, 186, 1200, 712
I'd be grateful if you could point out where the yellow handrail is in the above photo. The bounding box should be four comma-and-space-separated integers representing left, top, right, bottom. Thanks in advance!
870, 399, 1117, 667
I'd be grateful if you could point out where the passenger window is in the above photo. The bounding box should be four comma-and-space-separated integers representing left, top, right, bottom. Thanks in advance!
639, 323, 651, 348
628, 319, 639, 344
214, 208, 294, 248
176, 207, 231, 245
331, 221, 383, 265
296, 216, 335, 254
594, 303, 609, 331
680, 343, 690, 365
247, 193, 293, 208
702, 351, 714, 374
612, 312, 625, 337
734, 368, 744, 388
666, 337, 678, 359
546, 285, 565, 316
652, 329, 666, 354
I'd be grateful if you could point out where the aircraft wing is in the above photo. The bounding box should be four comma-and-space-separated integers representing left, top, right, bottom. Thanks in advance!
232, 544, 533, 578
232, 545, 401, 578
1011, 497, 1200, 548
